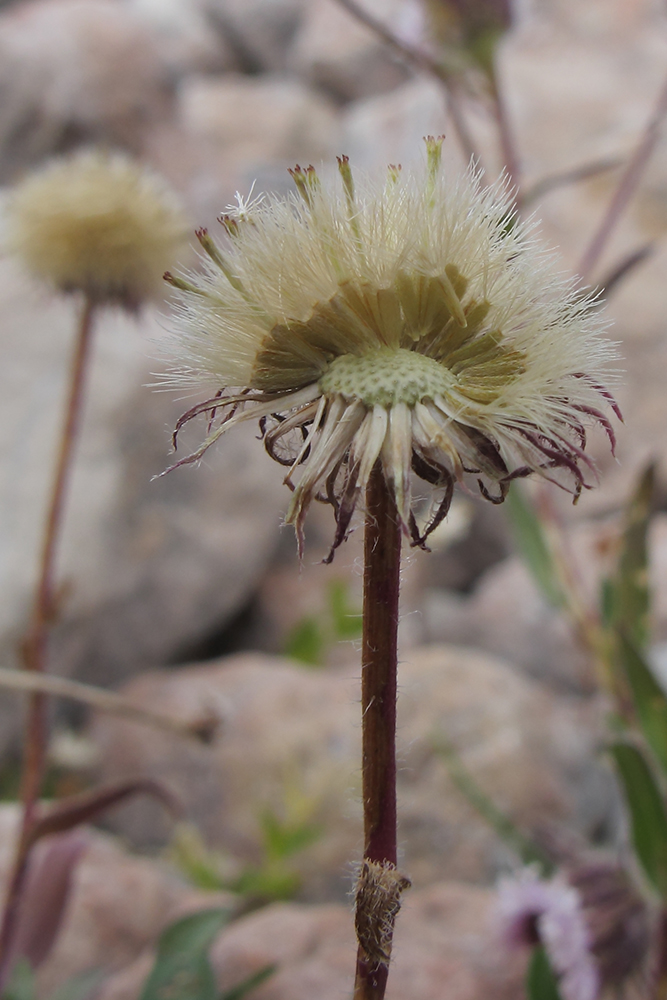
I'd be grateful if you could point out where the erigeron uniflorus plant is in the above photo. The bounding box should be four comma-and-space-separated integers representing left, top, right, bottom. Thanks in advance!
0, 149, 187, 989
166, 139, 618, 557
6, 148, 187, 309
164, 137, 619, 1000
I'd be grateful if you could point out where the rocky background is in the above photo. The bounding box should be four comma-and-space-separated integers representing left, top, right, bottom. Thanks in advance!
1, 0, 667, 997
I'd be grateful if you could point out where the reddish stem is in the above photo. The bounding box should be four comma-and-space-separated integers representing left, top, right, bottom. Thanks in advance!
490, 70, 521, 198
577, 68, 667, 283
652, 908, 667, 999
330, 0, 482, 168
0, 297, 96, 985
353, 464, 402, 1000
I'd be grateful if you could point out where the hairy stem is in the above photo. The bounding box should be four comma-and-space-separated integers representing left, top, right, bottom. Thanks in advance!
0, 297, 96, 985
353, 464, 402, 1000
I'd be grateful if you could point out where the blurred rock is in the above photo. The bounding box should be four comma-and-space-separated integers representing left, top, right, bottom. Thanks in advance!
209, 880, 523, 1000
425, 511, 667, 691
423, 513, 617, 691
0, 0, 173, 181
97, 881, 523, 1000
0, 260, 285, 738
248, 496, 426, 663
341, 76, 469, 172
144, 72, 343, 224
0, 805, 227, 997
420, 498, 511, 593
209, 0, 305, 74
178, 73, 341, 167
290, 0, 411, 101
124, 0, 234, 77
424, 560, 592, 692
91, 646, 612, 898
128, 0, 307, 77
522, 0, 664, 36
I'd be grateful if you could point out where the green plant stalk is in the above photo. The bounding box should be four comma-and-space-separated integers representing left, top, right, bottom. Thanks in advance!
433, 738, 553, 873
353, 464, 402, 1000
0, 297, 96, 986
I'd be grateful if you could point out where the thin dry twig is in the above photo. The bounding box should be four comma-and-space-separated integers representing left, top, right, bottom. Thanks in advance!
490, 75, 521, 193
0, 667, 217, 743
522, 155, 622, 206
330, 0, 480, 166
595, 243, 654, 302
26, 778, 183, 848
0, 299, 97, 988
577, 68, 667, 282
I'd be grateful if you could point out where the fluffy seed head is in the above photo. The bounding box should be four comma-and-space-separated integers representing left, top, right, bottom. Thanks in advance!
163, 139, 620, 559
5, 149, 188, 309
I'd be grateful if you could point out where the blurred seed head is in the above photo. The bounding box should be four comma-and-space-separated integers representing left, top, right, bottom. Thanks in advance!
568, 857, 651, 989
5, 148, 187, 309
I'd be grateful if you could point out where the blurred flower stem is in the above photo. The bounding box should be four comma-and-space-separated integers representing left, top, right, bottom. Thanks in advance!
578, 66, 667, 283
353, 465, 403, 999
0, 666, 215, 742
0, 296, 96, 987
488, 71, 520, 196
331, 0, 480, 166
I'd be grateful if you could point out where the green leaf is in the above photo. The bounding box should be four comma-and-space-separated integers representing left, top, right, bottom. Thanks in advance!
610, 742, 667, 898
260, 809, 321, 861
526, 946, 563, 1000
433, 737, 553, 874
618, 633, 667, 775
139, 909, 232, 1000
2, 960, 36, 1000
604, 464, 654, 650
229, 864, 300, 902
328, 581, 362, 641
219, 965, 276, 1000
169, 823, 227, 893
283, 617, 324, 666
504, 484, 565, 608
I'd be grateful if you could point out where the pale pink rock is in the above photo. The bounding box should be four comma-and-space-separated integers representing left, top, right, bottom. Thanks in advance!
97, 882, 524, 1000
0, 805, 230, 997
178, 73, 341, 166
91, 647, 609, 895
0, 0, 171, 179
0, 259, 285, 750
290, 0, 410, 100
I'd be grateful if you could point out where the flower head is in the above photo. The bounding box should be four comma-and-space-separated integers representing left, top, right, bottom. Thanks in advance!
497, 868, 600, 1000
164, 138, 619, 559
5, 149, 187, 309
496, 860, 650, 1000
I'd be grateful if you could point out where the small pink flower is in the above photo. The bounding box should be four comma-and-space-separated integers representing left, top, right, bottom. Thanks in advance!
497, 867, 600, 1000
